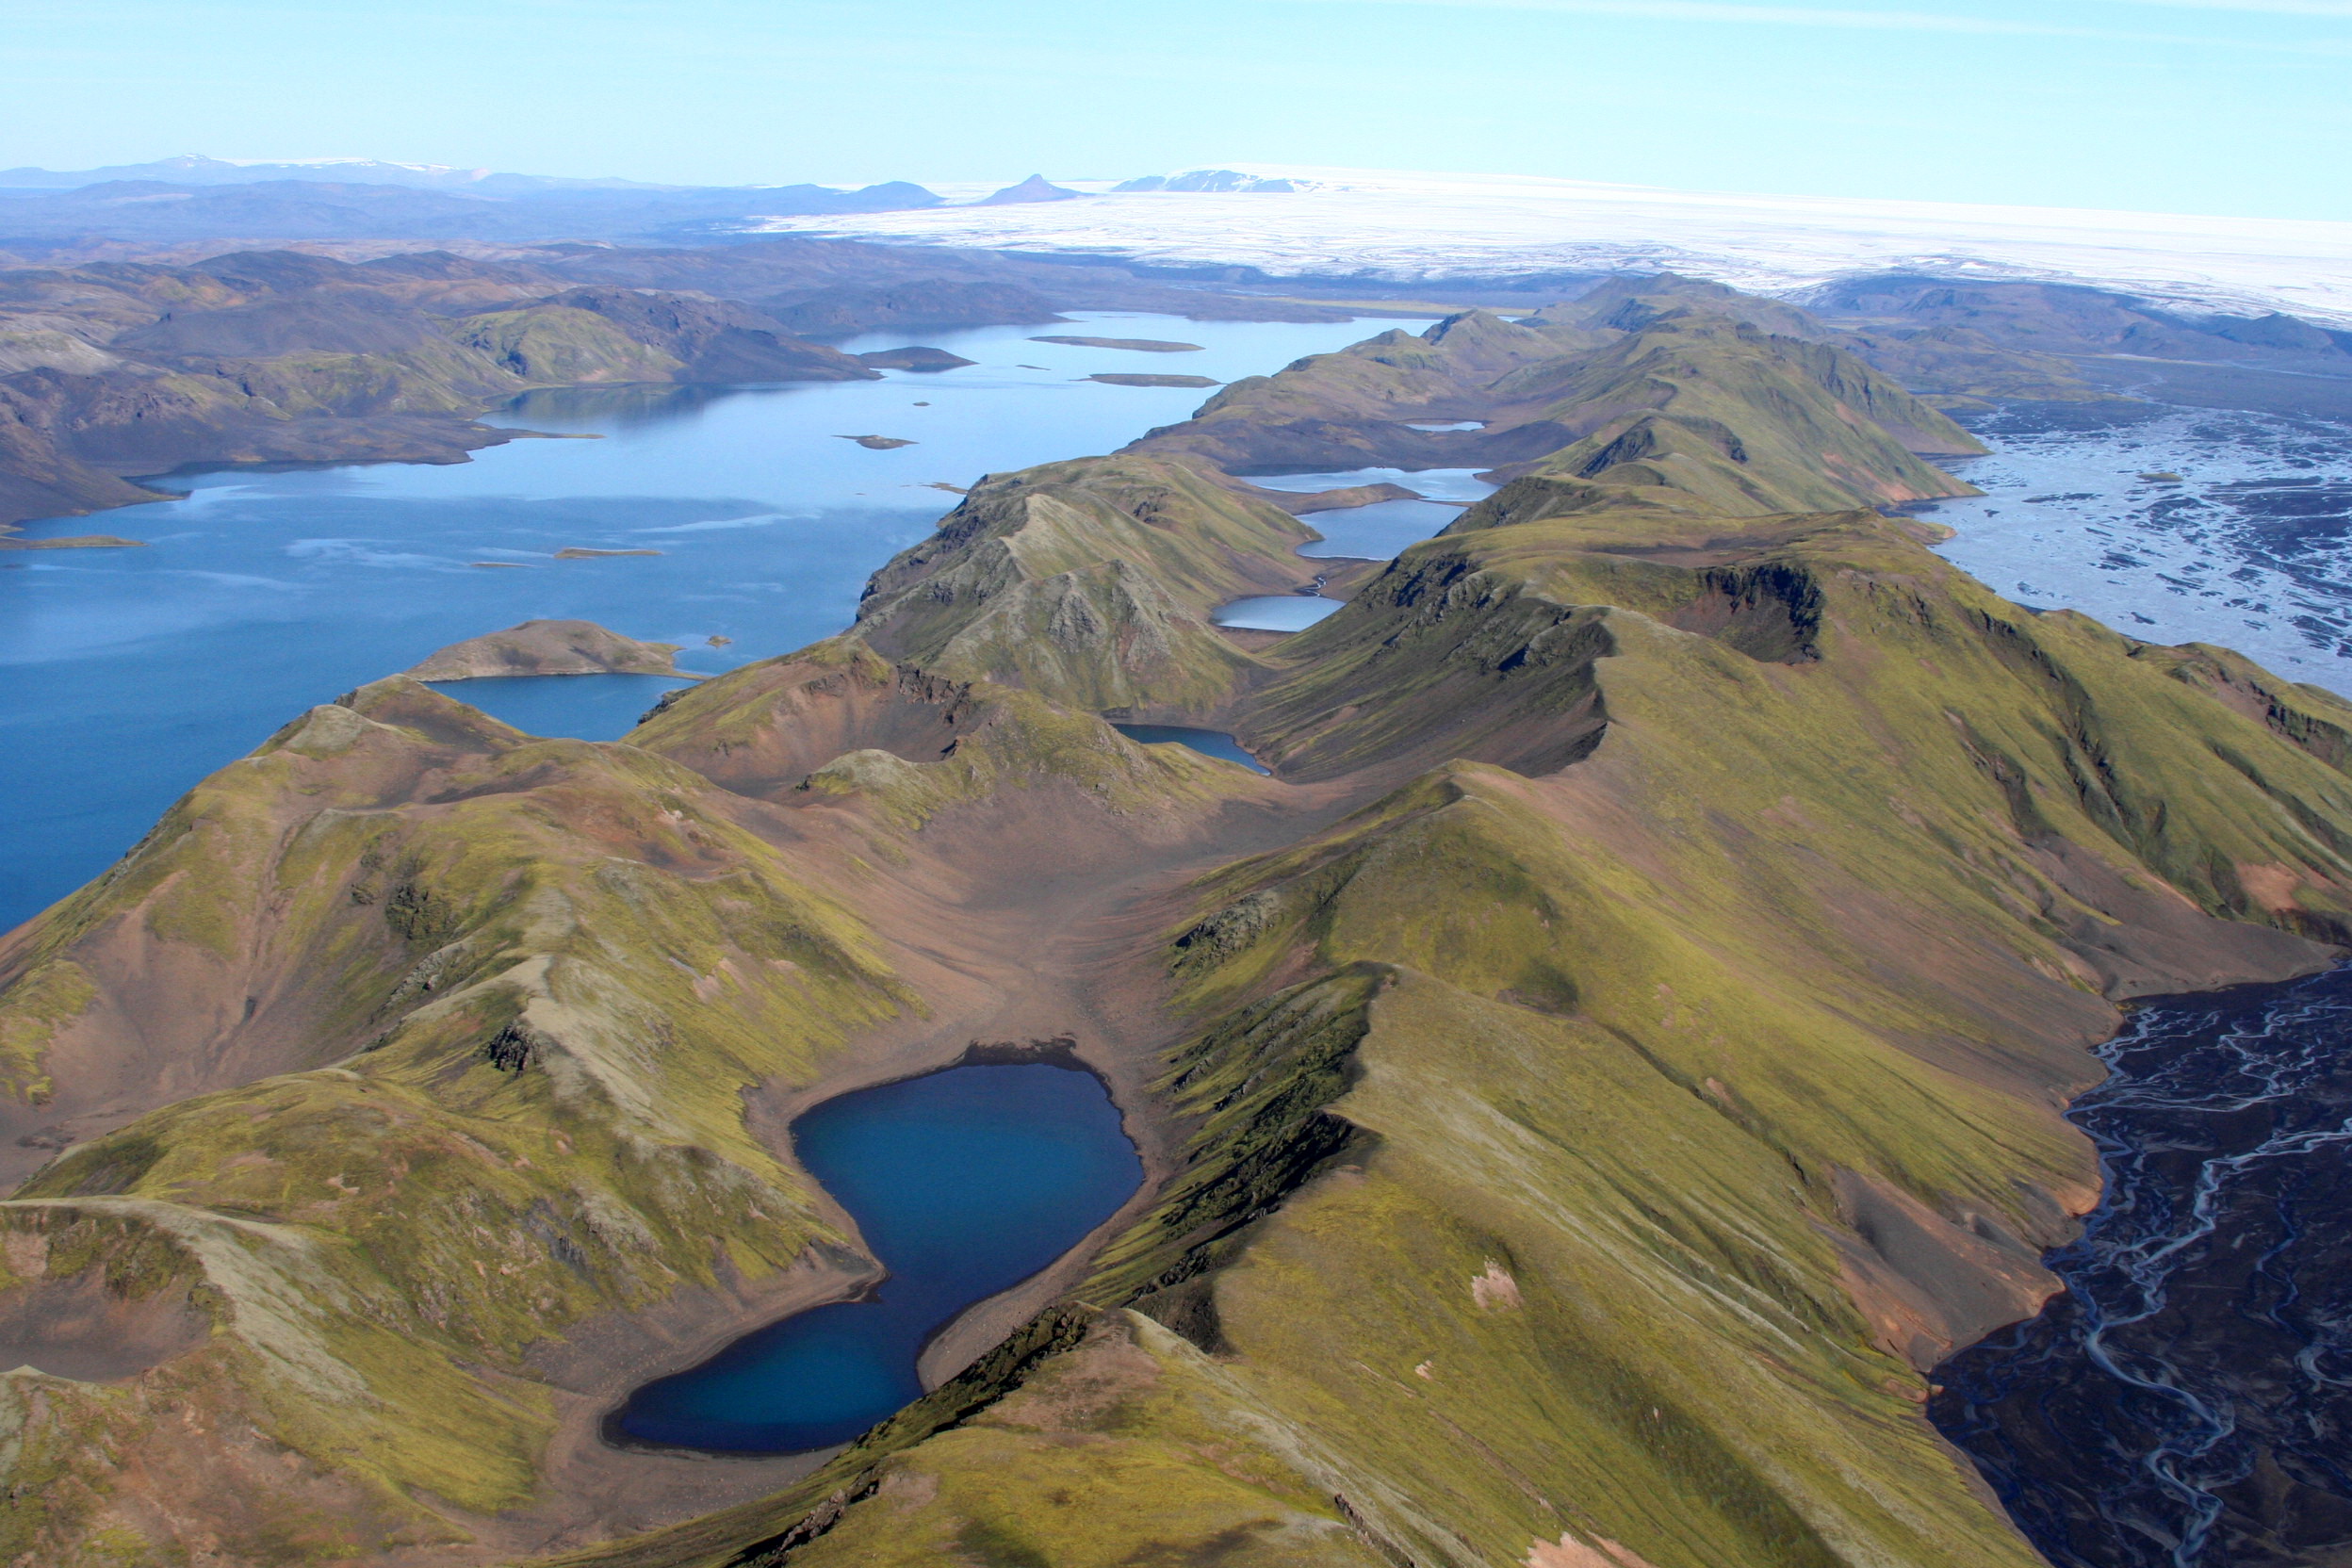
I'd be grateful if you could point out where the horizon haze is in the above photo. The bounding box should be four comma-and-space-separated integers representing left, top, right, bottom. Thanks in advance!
6, 0, 2350, 220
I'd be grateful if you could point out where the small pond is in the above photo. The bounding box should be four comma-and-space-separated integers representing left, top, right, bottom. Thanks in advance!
612, 1060, 1141, 1454
1214, 596, 1342, 632
1110, 723, 1269, 774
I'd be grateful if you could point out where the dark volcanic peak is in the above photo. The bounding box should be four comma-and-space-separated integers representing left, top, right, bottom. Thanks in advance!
977, 173, 1084, 205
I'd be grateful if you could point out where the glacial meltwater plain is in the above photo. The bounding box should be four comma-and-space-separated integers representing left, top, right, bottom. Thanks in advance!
1925, 403, 2352, 697
0, 312, 1417, 930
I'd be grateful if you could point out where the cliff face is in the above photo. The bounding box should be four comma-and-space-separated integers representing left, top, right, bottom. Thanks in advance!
6, 283, 2352, 1568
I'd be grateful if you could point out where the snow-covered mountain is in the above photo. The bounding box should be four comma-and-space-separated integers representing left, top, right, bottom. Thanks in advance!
739, 164, 2352, 324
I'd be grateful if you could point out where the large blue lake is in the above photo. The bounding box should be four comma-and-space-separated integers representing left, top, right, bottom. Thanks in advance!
0, 311, 1425, 930
613, 1061, 1142, 1453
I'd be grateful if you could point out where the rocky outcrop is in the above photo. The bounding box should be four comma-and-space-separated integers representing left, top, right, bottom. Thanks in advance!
402, 619, 684, 680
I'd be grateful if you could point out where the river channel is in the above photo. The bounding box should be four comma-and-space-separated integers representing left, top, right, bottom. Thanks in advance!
1932, 966, 2352, 1566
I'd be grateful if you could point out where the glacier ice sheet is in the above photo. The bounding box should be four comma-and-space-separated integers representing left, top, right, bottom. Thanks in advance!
745, 166, 2352, 324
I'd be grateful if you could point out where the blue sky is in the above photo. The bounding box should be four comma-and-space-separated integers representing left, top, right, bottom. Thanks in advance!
6, 0, 2348, 219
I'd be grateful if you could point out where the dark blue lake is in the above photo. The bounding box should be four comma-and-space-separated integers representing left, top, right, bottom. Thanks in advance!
612, 1061, 1142, 1454
1110, 723, 1269, 775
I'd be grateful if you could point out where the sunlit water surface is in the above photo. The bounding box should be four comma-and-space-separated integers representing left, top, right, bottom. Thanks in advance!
0, 311, 1419, 928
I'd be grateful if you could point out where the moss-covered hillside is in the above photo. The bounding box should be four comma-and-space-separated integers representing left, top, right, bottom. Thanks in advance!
0, 662, 1266, 1563
3, 281, 2348, 1568
0, 678, 905, 1557
563, 501, 2352, 1568
850, 454, 1317, 713
1133, 299, 1986, 514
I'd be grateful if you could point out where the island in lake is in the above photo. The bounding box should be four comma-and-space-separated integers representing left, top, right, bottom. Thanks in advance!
1085, 371, 1221, 387
1031, 335, 1206, 351
403, 619, 685, 679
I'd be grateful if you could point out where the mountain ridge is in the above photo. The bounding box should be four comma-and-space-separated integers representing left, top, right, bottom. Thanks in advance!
4, 279, 2351, 1567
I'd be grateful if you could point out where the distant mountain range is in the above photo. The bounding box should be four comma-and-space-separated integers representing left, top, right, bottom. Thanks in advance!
0, 159, 1338, 247
0, 155, 684, 193
0, 159, 1171, 246
0, 168, 947, 245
